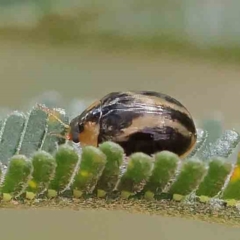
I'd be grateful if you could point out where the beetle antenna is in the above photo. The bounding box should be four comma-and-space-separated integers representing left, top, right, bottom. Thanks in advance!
37, 104, 70, 129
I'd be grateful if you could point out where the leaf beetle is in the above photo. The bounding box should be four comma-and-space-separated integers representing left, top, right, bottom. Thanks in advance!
65, 91, 197, 158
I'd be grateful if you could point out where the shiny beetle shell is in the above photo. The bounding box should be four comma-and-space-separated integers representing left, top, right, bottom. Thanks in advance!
69, 91, 197, 158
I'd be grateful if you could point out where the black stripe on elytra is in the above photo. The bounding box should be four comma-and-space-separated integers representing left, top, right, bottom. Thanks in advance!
134, 91, 185, 108
101, 92, 188, 116
161, 106, 196, 134
100, 108, 142, 136
101, 104, 196, 135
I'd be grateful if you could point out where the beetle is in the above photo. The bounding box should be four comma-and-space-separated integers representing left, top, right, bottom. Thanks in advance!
66, 91, 197, 158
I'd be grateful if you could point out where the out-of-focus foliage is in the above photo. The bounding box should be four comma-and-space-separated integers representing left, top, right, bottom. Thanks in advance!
0, 0, 240, 60
0, 102, 240, 205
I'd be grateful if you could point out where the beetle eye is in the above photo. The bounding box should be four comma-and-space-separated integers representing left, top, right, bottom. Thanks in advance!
79, 124, 84, 133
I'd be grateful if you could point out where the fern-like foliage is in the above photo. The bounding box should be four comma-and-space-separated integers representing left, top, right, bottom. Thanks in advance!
0, 100, 240, 208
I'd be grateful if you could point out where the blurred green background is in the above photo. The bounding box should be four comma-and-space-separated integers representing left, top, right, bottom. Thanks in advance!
0, 0, 239, 127
1, 0, 240, 51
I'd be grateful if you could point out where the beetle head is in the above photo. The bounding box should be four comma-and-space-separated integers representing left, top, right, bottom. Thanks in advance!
69, 100, 102, 146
